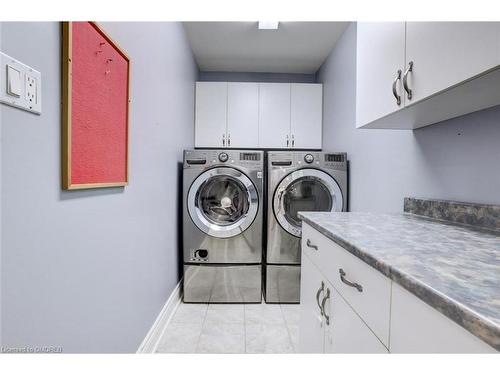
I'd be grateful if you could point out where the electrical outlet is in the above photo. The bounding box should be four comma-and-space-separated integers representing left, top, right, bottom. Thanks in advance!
0, 51, 42, 114
25, 74, 38, 109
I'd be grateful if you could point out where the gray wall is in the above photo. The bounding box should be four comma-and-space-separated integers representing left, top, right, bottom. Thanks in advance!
317, 23, 500, 212
198, 71, 316, 83
0, 22, 197, 352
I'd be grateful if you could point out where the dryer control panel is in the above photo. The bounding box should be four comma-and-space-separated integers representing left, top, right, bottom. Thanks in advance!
269, 151, 347, 171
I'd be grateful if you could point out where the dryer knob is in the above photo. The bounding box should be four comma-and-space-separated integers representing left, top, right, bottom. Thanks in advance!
218, 152, 229, 162
304, 154, 314, 164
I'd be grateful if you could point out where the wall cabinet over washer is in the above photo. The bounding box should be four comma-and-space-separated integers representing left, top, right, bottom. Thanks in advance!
194, 82, 323, 149
356, 22, 500, 129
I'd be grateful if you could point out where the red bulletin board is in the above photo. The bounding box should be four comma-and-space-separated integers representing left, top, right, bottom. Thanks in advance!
62, 22, 130, 190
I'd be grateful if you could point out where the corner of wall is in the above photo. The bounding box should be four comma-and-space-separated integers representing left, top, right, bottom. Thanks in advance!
0, 20, 3, 348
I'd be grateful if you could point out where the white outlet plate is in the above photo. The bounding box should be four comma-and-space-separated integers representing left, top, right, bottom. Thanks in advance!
0, 51, 42, 114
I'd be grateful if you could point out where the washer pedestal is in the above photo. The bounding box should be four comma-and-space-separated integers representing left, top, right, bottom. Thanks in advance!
183, 264, 262, 303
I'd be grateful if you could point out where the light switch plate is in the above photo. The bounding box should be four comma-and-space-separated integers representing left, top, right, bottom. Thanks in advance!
7, 65, 21, 97
0, 51, 42, 114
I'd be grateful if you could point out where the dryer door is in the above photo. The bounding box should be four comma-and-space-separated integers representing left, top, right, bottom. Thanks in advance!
273, 168, 343, 237
188, 167, 259, 238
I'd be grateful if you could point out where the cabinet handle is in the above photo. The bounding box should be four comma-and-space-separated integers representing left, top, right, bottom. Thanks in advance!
316, 281, 325, 315
222, 134, 225, 147
286, 134, 289, 147
339, 268, 363, 292
392, 69, 402, 106
321, 288, 331, 325
291, 134, 295, 148
228, 133, 231, 147
306, 239, 318, 251
403, 61, 413, 100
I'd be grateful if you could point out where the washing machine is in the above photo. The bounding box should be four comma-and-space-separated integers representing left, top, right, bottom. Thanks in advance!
265, 151, 347, 303
182, 149, 264, 303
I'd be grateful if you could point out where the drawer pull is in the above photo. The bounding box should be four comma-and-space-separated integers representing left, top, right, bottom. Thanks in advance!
316, 281, 325, 315
306, 239, 318, 251
321, 288, 331, 325
339, 268, 363, 292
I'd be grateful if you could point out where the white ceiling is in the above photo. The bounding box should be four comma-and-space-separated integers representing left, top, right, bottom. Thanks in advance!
183, 22, 349, 74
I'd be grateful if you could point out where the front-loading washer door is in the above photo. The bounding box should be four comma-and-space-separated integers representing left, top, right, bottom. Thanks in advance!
188, 167, 259, 239
273, 168, 343, 237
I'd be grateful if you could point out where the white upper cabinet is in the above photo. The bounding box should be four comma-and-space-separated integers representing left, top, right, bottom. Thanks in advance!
195, 81, 323, 148
194, 82, 227, 148
356, 22, 406, 127
291, 83, 323, 149
356, 22, 500, 129
405, 22, 500, 104
258, 83, 291, 149
227, 82, 259, 148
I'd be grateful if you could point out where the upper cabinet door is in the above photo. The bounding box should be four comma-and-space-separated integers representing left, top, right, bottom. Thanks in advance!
405, 22, 500, 104
258, 83, 291, 148
195, 82, 227, 148
290, 83, 323, 149
227, 82, 259, 148
356, 22, 406, 128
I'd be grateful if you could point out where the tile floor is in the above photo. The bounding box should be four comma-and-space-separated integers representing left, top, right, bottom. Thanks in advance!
156, 302, 300, 353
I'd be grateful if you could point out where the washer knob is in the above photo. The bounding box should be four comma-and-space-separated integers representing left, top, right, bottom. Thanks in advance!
304, 154, 314, 164
218, 152, 229, 162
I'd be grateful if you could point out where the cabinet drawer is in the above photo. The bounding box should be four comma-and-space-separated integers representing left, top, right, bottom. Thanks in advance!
326, 239, 392, 347
302, 223, 392, 347
302, 223, 333, 268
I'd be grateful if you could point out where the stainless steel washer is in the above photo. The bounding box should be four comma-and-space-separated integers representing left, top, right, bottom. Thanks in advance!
183, 149, 264, 303
265, 151, 348, 303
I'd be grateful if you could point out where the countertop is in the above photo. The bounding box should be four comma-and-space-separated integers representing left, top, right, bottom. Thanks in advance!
298, 211, 500, 350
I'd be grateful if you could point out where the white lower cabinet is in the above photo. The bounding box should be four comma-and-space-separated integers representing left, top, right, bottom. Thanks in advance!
299, 224, 497, 353
299, 254, 326, 353
300, 252, 387, 353
324, 288, 388, 353
390, 283, 496, 353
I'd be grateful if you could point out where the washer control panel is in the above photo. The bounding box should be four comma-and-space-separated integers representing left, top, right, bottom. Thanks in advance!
304, 154, 314, 164
184, 150, 263, 168
218, 152, 229, 162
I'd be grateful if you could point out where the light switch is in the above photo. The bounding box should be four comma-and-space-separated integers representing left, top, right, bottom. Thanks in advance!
1, 51, 42, 114
7, 65, 21, 97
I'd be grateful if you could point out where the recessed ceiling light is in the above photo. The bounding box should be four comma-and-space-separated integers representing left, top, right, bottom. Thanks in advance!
258, 21, 279, 30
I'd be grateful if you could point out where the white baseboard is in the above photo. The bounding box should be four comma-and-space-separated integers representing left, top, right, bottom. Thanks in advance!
136, 278, 182, 353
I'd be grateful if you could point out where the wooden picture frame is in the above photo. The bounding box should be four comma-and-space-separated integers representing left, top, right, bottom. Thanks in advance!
62, 21, 130, 190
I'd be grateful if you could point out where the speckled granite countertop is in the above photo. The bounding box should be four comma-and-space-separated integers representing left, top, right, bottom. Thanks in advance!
298, 212, 500, 351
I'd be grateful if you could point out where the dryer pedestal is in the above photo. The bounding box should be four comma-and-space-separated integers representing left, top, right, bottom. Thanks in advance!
183, 264, 262, 303
264, 264, 301, 304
